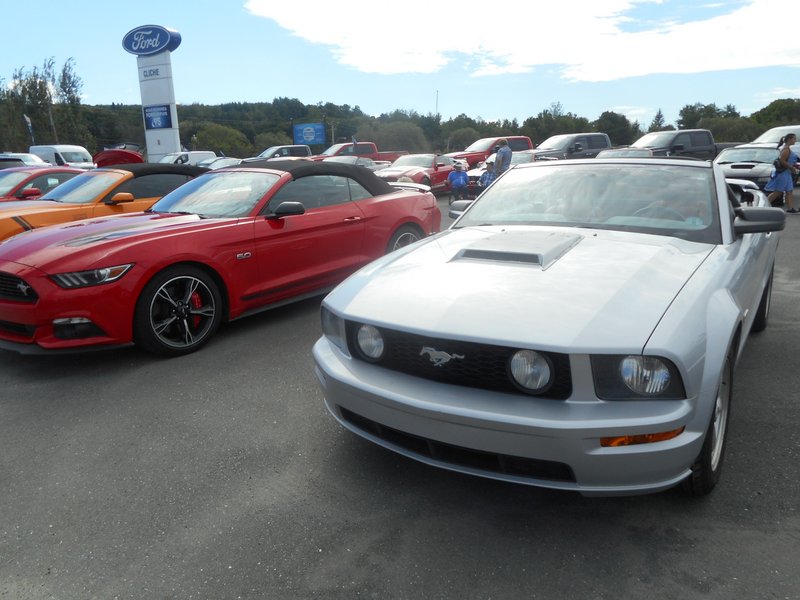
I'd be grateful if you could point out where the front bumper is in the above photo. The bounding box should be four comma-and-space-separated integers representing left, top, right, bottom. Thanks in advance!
313, 337, 705, 496
0, 260, 137, 352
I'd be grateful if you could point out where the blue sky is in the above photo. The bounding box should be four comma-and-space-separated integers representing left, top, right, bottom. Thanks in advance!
2, 0, 798, 131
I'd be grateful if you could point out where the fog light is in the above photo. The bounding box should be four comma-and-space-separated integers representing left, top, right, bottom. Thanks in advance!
356, 324, 384, 361
509, 350, 552, 393
52, 317, 105, 340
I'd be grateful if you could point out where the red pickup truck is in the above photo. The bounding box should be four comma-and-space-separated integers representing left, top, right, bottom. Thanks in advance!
445, 135, 534, 167
311, 142, 408, 163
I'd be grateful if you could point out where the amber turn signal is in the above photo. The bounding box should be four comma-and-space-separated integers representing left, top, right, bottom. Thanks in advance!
601, 427, 685, 447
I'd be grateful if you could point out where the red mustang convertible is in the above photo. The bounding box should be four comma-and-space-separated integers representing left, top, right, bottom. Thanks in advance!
0, 161, 441, 356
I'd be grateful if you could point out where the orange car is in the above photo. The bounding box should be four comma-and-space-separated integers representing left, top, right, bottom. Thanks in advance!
0, 163, 207, 241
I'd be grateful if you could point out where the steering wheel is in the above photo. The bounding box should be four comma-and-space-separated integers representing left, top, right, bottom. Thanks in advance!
633, 205, 686, 221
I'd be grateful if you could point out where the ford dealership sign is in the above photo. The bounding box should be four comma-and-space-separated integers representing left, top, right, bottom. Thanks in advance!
122, 25, 182, 56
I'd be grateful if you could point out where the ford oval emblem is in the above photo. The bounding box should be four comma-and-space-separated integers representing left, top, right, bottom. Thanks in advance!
122, 25, 182, 56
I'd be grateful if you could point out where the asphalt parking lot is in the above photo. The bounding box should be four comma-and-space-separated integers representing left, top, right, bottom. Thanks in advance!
1, 197, 798, 600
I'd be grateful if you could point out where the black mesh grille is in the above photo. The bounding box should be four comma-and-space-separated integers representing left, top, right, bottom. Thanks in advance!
346, 324, 572, 399
0, 272, 39, 303
0, 320, 36, 338
340, 407, 575, 482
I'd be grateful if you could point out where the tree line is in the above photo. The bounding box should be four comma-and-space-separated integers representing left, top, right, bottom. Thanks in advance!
3, 58, 800, 159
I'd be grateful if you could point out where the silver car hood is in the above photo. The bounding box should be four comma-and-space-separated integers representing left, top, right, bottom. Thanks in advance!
327, 226, 714, 352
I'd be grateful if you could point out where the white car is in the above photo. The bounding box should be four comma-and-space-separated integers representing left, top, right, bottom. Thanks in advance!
313, 158, 785, 497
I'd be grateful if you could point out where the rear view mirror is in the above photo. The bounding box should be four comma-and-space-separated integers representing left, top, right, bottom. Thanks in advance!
19, 188, 42, 199
267, 201, 306, 219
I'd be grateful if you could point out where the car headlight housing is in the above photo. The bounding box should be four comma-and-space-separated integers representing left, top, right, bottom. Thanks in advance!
49, 264, 133, 289
508, 349, 552, 393
592, 355, 686, 400
321, 306, 349, 355
355, 324, 385, 362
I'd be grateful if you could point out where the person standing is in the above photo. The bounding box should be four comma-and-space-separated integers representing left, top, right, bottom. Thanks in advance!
494, 139, 512, 176
765, 133, 800, 213
447, 162, 469, 203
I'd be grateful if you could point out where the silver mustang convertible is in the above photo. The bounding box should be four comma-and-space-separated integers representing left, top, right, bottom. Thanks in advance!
313, 159, 785, 497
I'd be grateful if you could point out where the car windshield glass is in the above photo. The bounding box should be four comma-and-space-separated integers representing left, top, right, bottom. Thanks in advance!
320, 144, 346, 156
631, 132, 676, 148
62, 151, 91, 163
454, 163, 721, 244
39, 171, 125, 204
463, 139, 495, 152
753, 127, 799, 144
151, 171, 281, 217
0, 171, 29, 195
714, 148, 778, 164
536, 135, 573, 151
391, 154, 433, 167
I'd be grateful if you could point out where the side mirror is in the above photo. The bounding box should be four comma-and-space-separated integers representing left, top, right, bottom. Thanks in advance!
671, 144, 685, 153
19, 187, 42, 199
266, 201, 306, 219
733, 206, 786, 234
106, 192, 135, 204
448, 199, 473, 219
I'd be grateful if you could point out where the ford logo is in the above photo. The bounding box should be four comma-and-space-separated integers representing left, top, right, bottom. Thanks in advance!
122, 25, 182, 56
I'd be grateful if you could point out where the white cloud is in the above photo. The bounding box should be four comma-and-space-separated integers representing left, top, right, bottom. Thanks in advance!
245, 0, 799, 81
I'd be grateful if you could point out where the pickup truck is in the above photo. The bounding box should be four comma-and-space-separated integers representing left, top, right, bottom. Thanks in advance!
311, 142, 408, 163
630, 129, 739, 160
445, 135, 533, 168
532, 132, 612, 160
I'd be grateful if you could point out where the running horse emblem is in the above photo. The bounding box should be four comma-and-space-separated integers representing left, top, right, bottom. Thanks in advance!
420, 346, 465, 367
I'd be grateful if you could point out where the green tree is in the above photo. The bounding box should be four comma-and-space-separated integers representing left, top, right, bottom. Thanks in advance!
677, 103, 725, 129
749, 99, 800, 126
697, 116, 761, 142
192, 122, 254, 157
592, 111, 641, 145
648, 109, 672, 132
446, 127, 482, 153
254, 132, 293, 154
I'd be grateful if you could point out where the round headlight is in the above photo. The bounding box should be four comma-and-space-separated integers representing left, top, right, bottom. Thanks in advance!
620, 356, 670, 395
509, 350, 552, 393
356, 324, 384, 361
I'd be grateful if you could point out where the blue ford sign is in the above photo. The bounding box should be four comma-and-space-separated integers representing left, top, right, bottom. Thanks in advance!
293, 123, 325, 145
122, 25, 182, 56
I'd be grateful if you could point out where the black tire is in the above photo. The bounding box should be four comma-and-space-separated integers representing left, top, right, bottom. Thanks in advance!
751, 268, 773, 333
133, 265, 223, 356
386, 225, 423, 254
682, 350, 733, 496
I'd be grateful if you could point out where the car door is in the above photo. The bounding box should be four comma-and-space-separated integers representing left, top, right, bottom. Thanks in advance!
251, 174, 367, 304
92, 173, 196, 217
431, 156, 454, 189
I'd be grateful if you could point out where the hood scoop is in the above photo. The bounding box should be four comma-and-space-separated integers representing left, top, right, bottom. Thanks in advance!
453, 230, 581, 269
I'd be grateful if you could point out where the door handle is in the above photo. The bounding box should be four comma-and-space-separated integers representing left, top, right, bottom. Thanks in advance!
342, 216, 363, 223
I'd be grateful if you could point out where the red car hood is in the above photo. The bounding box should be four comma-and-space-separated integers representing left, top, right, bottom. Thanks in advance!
0, 211, 224, 269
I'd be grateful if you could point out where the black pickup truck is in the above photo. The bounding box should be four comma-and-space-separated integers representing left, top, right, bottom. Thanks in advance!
630, 129, 738, 160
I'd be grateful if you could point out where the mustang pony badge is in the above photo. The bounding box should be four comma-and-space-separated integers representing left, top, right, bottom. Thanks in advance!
420, 346, 465, 367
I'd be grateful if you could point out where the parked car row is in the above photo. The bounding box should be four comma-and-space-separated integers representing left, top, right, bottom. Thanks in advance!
0, 130, 789, 499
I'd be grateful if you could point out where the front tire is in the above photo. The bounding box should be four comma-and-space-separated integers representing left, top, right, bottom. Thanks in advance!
682, 350, 733, 496
133, 265, 223, 356
386, 225, 423, 253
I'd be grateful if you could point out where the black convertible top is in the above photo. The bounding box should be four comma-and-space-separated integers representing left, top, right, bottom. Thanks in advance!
233, 159, 395, 197
98, 163, 209, 177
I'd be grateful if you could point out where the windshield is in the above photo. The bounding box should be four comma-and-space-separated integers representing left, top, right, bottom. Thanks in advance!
62, 151, 92, 163
454, 162, 720, 244
320, 144, 347, 156
714, 147, 778, 164
463, 139, 496, 152
753, 126, 800, 144
150, 171, 281, 218
39, 171, 124, 204
391, 154, 434, 167
0, 171, 29, 195
535, 135, 573, 151
631, 132, 676, 148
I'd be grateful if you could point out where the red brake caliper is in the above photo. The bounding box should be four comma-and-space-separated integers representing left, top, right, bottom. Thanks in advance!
190, 290, 203, 329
